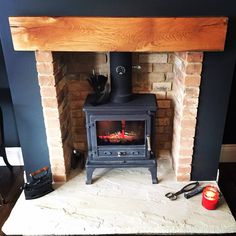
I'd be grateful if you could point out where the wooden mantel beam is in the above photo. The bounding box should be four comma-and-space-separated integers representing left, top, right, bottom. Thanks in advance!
9, 17, 228, 52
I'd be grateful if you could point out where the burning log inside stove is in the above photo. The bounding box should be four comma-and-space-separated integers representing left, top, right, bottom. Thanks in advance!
99, 131, 138, 144
97, 120, 144, 145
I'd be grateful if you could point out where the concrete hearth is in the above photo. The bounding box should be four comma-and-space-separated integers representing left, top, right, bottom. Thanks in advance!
3, 156, 236, 235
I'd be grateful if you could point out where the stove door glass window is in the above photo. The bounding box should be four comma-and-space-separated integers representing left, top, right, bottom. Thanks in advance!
96, 120, 145, 145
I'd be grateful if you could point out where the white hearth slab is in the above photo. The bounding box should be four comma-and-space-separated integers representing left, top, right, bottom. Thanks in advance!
2, 158, 236, 235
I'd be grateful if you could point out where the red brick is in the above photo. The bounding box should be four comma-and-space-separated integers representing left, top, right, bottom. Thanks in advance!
78, 73, 91, 81
141, 72, 165, 82
179, 143, 193, 152
158, 134, 171, 142
54, 69, 66, 84
176, 174, 191, 182
68, 80, 92, 92
166, 108, 173, 117
174, 52, 188, 61
183, 97, 199, 107
40, 86, 57, 98
46, 128, 62, 138
52, 174, 67, 182
185, 87, 200, 98
35, 51, 53, 62
70, 110, 82, 118
185, 63, 202, 75
180, 138, 194, 147
153, 63, 173, 73
68, 52, 107, 64
45, 118, 61, 128
185, 75, 201, 87
152, 82, 172, 91
36, 62, 54, 75
155, 92, 166, 99
73, 134, 87, 142
73, 142, 86, 150
67, 62, 108, 74
181, 128, 196, 137
175, 52, 203, 63
42, 97, 58, 108
137, 74, 150, 87
38, 75, 55, 86
156, 126, 164, 133
164, 126, 172, 133
56, 78, 66, 92
156, 109, 166, 117
47, 139, 63, 150
59, 109, 69, 123
164, 142, 172, 149
186, 52, 203, 63
43, 108, 59, 118
174, 78, 184, 93
181, 119, 197, 128
165, 72, 174, 81
167, 53, 174, 63
80, 91, 91, 98
157, 100, 171, 108
178, 158, 192, 165
173, 55, 185, 71
50, 162, 65, 171
139, 63, 153, 72
166, 91, 174, 99
157, 118, 170, 126
179, 149, 193, 156
139, 53, 168, 63
134, 86, 151, 93
70, 100, 84, 109
177, 165, 192, 174
182, 108, 198, 119
49, 147, 64, 158
68, 93, 81, 102
71, 118, 85, 128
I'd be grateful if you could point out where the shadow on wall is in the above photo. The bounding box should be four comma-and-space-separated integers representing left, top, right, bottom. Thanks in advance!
0, 40, 19, 147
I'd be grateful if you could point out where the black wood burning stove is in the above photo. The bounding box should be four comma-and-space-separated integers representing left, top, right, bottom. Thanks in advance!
83, 53, 158, 184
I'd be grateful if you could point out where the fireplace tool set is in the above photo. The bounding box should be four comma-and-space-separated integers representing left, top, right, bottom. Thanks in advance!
87, 71, 110, 106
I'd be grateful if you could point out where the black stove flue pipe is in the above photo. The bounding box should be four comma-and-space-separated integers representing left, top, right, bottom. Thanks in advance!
110, 52, 132, 103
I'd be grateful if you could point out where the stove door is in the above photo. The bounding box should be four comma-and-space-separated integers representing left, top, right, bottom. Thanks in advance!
89, 114, 151, 160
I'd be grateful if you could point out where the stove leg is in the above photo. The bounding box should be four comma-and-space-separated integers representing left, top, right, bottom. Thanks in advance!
86, 167, 95, 184
149, 166, 158, 184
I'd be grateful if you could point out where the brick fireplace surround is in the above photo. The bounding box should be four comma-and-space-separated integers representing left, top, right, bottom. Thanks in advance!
9, 17, 227, 182
35, 51, 203, 182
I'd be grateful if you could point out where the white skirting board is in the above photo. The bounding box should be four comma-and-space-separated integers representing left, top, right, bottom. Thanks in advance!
0, 147, 24, 166
220, 144, 236, 162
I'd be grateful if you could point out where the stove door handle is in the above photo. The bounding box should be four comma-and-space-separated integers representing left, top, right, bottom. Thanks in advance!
118, 151, 127, 157
146, 135, 151, 152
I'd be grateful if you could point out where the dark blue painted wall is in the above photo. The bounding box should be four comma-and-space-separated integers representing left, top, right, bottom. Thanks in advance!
0, 40, 19, 146
0, 0, 235, 180
223, 62, 236, 144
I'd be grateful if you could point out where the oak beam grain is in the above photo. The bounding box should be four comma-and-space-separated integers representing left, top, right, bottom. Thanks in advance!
9, 17, 228, 52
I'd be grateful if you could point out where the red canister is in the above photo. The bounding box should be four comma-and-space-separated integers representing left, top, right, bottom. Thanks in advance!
202, 185, 220, 210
